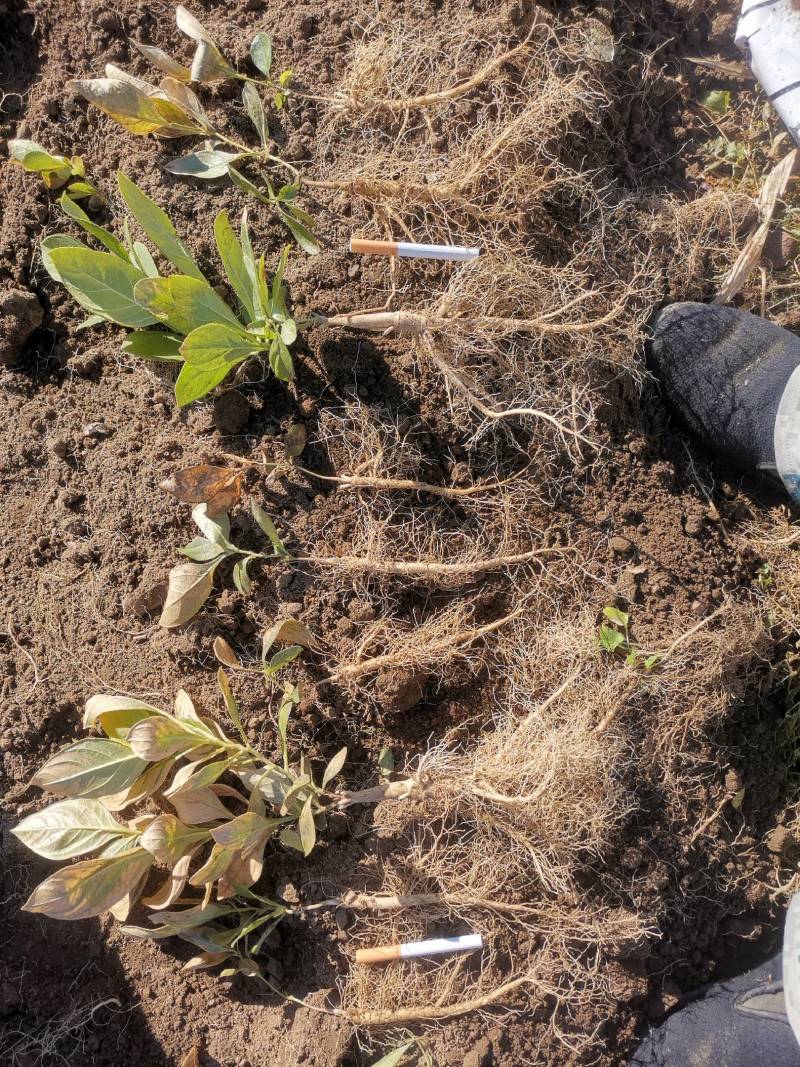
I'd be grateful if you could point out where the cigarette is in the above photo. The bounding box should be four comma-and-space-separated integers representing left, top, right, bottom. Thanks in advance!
355, 933, 483, 965
350, 238, 480, 262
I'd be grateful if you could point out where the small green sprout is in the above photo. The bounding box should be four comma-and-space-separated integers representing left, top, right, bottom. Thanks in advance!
598, 606, 661, 670
9, 139, 104, 204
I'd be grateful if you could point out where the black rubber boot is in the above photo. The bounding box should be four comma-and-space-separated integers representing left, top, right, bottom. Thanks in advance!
629, 951, 800, 1067
648, 302, 800, 496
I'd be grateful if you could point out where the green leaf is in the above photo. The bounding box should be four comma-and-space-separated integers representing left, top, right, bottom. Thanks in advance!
297, 796, 316, 856
378, 746, 394, 779
279, 206, 320, 255
279, 826, 303, 852
134, 275, 241, 334
250, 32, 272, 77
213, 210, 257, 322
12, 799, 135, 860
233, 557, 253, 595
268, 335, 294, 382
370, 1045, 415, 1067
242, 83, 269, 147
263, 646, 301, 677
321, 747, 347, 788
602, 606, 629, 627
121, 330, 183, 361
175, 359, 233, 407
117, 171, 205, 281
32, 738, 149, 799
58, 194, 130, 260
165, 149, 241, 180
131, 241, 159, 278
643, 654, 661, 671
217, 668, 248, 744
48, 246, 155, 328
598, 625, 625, 654
251, 501, 286, 555
159, 558, 222, 627
227, 164, 270, 206
9, 138, 70, 173
239, 208, 265, 319
180, 536, 228, 562
699, 89, 731, 117
40, 234, 83, 283
280, 319, 297, 345
76, 314, 106, 331
22, 848, 153, 920
180, 322, 261, 367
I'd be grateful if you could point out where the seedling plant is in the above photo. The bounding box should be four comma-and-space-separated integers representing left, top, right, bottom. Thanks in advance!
9, 139, 104, 204
598, 607, 662, 670
40, 171, 299, 406
67, 6, 318, 252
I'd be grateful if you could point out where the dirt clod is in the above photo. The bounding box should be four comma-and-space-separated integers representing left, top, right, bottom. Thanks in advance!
0, 287, 43, 365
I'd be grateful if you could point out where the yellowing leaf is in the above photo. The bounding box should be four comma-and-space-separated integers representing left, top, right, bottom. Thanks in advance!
12, 799, 135, 860
284, 424, 306, 459
9, 138, 71, 173
32, 739, 149, 799
99, 759, 173, 812
127, 715, 215, 761
83, 694, 164, 732
211, 811, 280, 856
22, 849, 153, 920
159, 558, 220, 628
262, 617, 317, 655
143, 846, 201, 909
298, 796, 316, 856
139, 813, 208, 863
67, 77, 192, 137
170, 786, 233, 825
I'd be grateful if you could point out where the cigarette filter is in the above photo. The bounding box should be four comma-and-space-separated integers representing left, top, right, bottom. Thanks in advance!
355, 932, 483, 965
350, 238, 480, 262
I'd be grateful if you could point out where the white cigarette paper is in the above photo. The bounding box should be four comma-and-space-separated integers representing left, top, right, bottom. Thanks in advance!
349, 237, 480, 261
401, 933, 483, 958
355, 932, 483, 964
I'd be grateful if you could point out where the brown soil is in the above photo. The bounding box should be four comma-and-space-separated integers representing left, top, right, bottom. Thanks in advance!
1, 1, 798, 1066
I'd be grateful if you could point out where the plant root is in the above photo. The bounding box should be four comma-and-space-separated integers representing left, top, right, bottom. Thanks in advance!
346, 972, 536, 1025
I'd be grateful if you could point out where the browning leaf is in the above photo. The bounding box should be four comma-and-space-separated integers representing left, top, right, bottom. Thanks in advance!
160, 464, 243, 514
212, 635, 241, 668
179, 1048, 203, 1067
284, 423, 306, 459
159, 559, 220, 628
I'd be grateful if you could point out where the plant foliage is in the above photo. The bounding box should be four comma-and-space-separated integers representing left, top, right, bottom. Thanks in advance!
67, 6, 318, 252
160, 501, 289, 627
9, 139, 103, 203
41, 172, 299, 406
13, 680, 349, 977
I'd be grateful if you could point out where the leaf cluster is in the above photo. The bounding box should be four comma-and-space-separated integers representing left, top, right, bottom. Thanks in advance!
67, 6, 317, 251
13, 679, 348, 976
597, 606, 661, 670
160, 501, 288, 627
41, 171, 299, 406
9, 139, 103, 203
